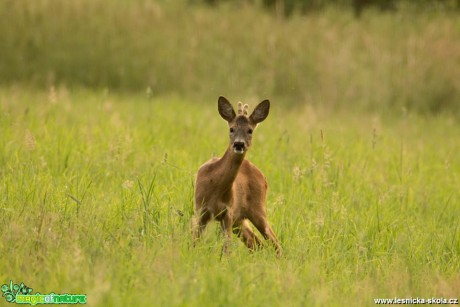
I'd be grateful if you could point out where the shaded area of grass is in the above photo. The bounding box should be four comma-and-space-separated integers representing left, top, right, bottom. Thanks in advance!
0, 88, 459, 305
0, 0, 459, 115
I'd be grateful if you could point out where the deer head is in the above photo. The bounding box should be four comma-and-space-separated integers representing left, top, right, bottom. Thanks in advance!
217, 96, 270, 155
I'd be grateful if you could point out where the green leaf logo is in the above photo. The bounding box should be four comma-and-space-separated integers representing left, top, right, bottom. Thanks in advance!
1, 281, 33, 303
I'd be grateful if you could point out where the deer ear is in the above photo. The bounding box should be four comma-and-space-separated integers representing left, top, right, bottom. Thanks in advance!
218, 96, 236, 122
249, 99, 270, 124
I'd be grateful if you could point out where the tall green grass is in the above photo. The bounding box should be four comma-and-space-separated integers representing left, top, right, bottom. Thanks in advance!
0, 87, 459, 306
0, 0, 459, 115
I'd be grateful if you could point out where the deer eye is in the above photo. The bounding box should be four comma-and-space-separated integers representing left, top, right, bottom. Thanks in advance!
229, 128, 234, 133
248, 129, 253, 134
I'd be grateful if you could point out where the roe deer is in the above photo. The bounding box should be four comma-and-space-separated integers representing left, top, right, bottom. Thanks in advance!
193, 96, 281, 256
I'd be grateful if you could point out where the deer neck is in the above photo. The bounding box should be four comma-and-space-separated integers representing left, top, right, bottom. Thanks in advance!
215, 146, 246, 190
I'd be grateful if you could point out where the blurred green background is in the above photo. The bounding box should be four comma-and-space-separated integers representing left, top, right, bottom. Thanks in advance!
1, 0, 459, 115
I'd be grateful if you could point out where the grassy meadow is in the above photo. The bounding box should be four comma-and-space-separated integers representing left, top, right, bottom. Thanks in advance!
0, 88, 459, 305
1, 0, 460, 306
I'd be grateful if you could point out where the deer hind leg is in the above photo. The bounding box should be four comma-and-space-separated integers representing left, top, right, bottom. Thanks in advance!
250, 215, 282, 256
192, 209, 211, 245
233, 219, 262, 251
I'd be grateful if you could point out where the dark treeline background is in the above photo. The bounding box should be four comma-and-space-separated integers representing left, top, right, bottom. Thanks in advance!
0, 0, 459, 115
198, 0, 460, 16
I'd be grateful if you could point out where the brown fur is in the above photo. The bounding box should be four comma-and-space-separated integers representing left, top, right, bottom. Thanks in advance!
192, 96, 281, 256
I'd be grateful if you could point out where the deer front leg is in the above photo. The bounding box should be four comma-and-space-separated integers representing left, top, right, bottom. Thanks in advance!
220, 212, 233, 256
192, 209, 211, 246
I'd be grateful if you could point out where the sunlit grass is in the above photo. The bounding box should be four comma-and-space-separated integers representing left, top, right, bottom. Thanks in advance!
0, 87, 459, 306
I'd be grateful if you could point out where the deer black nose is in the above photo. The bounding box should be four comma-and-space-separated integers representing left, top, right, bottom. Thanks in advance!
233, 142, 246, 154
233, 141, 245, 151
